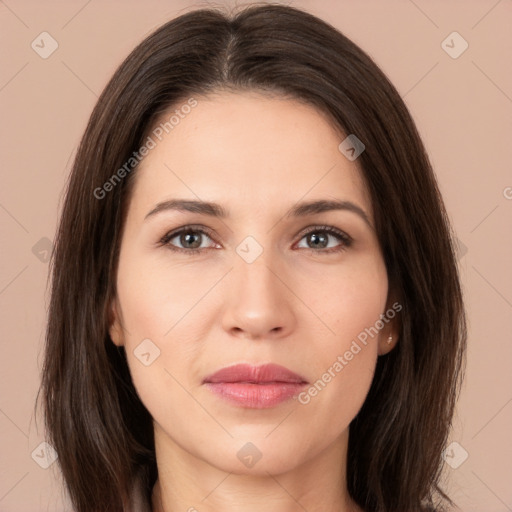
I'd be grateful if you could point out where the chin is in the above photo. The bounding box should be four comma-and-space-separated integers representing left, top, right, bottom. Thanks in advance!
196, 434, 320, 477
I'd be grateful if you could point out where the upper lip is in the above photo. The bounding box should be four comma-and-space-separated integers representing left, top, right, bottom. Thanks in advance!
203, 363, 308, 384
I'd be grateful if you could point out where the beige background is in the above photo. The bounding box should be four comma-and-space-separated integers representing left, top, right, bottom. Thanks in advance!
0, 0, 511, 510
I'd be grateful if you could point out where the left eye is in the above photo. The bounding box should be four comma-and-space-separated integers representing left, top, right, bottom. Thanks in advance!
159, 225, 352, 254
296, 227, 351, 252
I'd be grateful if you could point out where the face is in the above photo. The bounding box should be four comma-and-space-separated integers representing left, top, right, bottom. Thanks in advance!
109, 90, 398, 476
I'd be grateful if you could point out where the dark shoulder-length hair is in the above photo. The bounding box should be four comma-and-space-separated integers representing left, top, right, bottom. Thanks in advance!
37, 3, 467, 511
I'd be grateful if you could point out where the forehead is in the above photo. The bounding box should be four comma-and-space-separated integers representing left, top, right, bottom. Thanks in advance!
129, 90, 371, 219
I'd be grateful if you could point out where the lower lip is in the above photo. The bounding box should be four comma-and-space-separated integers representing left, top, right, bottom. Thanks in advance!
204, 382, 307, 408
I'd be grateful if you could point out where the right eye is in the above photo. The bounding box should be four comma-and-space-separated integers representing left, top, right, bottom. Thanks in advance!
159, 225, 219, 254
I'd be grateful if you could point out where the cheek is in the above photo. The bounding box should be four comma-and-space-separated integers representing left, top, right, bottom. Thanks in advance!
293, 257, 387, 418
114, 252, 215, 411
297, 253, 388, 344
116, 249, 220, 343
297, 341, 377, 451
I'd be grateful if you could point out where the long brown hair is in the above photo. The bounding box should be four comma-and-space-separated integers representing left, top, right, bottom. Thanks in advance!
37, 3, 467, 511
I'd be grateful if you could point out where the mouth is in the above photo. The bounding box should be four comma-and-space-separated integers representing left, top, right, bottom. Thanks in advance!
202, 363, 309, 409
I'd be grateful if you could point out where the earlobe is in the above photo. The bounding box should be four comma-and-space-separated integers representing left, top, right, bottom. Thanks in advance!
378, 292, 401, 355
378, 331, 399, 355
108, 298, 125, 347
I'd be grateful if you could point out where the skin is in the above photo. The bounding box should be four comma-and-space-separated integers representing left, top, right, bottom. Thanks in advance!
109, 90, 399, 512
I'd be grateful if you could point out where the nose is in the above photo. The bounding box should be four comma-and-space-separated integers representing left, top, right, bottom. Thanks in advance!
221, 249, 297, 341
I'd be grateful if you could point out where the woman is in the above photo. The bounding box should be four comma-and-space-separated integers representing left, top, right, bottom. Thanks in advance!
37, 3, 467, 511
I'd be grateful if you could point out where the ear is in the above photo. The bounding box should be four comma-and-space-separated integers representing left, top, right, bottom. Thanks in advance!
377, 296, 402, 356
108, 297, 125, 347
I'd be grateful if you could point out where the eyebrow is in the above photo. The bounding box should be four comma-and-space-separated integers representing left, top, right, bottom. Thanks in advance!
144, 198, 372, 227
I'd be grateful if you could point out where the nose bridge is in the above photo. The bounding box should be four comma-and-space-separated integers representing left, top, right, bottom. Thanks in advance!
234, 243, 285, 308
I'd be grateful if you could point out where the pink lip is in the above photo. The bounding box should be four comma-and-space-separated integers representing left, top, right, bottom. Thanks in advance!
203, 363, 308, 409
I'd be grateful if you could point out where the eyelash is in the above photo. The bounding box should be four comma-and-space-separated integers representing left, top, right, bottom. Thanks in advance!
158, 224, 353, 256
